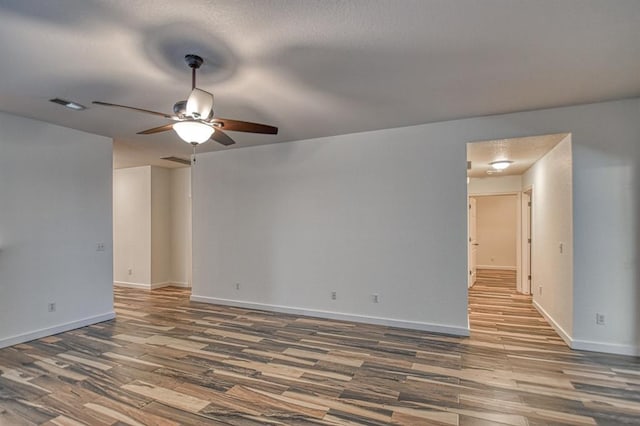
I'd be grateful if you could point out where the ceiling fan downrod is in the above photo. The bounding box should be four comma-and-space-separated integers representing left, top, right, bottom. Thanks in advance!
185, 54, 203, 90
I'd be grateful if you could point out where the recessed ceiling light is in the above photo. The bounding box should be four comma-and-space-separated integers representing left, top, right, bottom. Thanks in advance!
50, 98, 86, 111
489, 160, 513, 170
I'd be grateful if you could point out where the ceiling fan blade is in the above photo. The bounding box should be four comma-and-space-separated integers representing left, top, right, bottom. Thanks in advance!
92, 101, 174, 119
137, 123, 175, 135
212, 128, 236, 146
212, 117, 278, 134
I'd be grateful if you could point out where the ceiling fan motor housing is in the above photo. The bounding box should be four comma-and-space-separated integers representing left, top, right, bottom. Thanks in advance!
173, 100, 187, 116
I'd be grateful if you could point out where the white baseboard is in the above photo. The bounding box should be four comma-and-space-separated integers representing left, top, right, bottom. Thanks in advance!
114, 281, 150, 289
169, 281, 191, 288
529, 301, 638, 356
532, 300, 572, 347
190, 295, 469, 337
571, 339, 639, 357
115, 281, 185, 290
0, 312, 116, 350
150, 282, 172, 290
476, 265, 517, 271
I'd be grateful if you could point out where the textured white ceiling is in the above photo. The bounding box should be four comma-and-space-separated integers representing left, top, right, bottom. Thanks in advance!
0, 1, 638, 169
467, 133, 568, 178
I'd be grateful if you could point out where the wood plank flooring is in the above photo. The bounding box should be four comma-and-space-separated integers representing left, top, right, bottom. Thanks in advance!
0, 272, 638, 425
469, 269, 566, 347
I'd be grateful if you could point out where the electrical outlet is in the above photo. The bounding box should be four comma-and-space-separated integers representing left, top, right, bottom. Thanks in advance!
331, 291, 337, 300
372, 293, 380, 303
235, 283, 240, 290
96, 242, 105, 252
596, 313, 605, 325
128, 268, 133, 275
48, 302, 56, 312
538, 286, 542, 296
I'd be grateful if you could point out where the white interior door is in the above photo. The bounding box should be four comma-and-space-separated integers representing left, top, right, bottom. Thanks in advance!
468, 197, 478, 287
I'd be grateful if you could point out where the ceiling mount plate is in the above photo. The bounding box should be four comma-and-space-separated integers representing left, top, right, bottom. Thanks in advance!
185, 54, 203, 69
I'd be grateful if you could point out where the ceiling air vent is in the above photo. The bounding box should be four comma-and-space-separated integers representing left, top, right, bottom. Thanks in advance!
161, 156, 192, 165
50, 98, 86, 110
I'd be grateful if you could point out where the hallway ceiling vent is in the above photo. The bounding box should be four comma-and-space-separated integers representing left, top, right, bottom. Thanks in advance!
161, 156, 191, 165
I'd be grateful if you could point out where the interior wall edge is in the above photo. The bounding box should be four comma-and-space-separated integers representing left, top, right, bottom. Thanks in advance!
190, 295, 470, 337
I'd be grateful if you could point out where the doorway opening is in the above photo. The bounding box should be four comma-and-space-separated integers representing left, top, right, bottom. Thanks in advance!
468, 193, 520, 284
112, 165, 193, 297
466, 133, 573, 346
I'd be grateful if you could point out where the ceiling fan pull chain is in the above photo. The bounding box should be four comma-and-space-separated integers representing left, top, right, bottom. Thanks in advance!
192, 66, 196, 90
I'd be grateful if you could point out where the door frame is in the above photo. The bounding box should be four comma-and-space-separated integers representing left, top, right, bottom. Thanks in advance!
467, 197, 478, 288
521, 185, 533, 295
466, 191, 522, 292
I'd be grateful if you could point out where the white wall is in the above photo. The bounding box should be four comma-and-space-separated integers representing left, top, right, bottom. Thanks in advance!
468, 175, 522, 194
193, 128, 468, 335
151, 167, 171, 285
474, 195, 518, 269
113, 166, 151, 285
193, 98, 640, 354
523, 135, 573, 341
0, 111, 114, 348
170, 167, 192, 287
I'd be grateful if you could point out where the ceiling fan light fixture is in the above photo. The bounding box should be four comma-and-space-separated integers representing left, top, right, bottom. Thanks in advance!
186, 88, 213, 119
490, 160, 513, 170
173, 121, 214, 144
92, 53, 277, 148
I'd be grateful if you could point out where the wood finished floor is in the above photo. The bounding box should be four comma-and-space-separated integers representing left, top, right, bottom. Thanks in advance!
1, 271, 639, 425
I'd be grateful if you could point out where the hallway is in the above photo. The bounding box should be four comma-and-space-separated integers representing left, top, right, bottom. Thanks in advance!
468, 269, 566, 348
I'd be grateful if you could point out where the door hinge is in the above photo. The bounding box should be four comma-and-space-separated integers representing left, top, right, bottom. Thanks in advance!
469, 204, 471, 209
528, 275, 531, 280
470, 270, 473, 275
528, 201, 531, 207
528, 238, 531, 243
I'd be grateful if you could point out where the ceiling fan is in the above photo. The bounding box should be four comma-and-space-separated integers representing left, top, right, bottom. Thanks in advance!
93, 54, 278, 147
